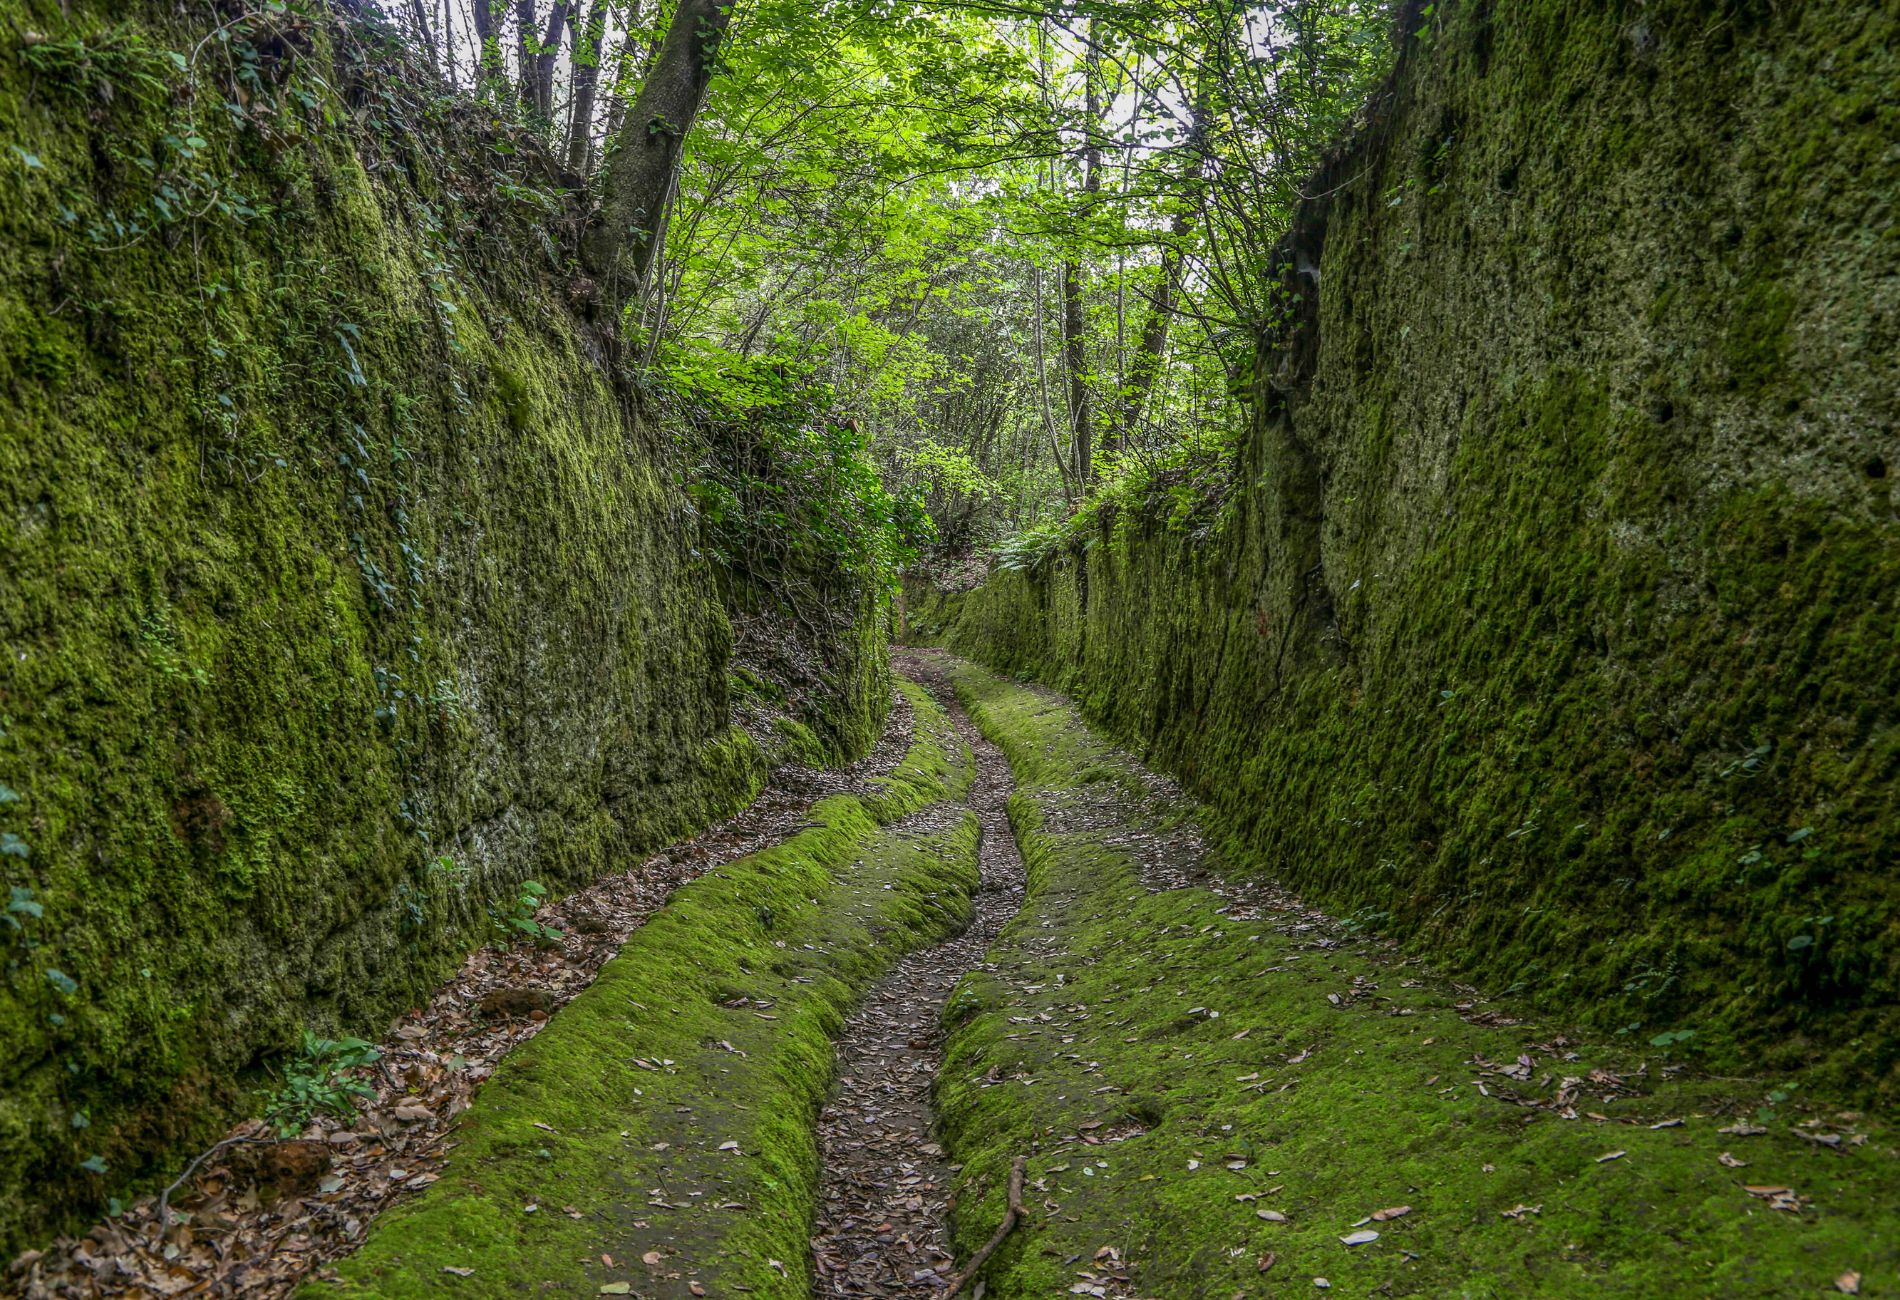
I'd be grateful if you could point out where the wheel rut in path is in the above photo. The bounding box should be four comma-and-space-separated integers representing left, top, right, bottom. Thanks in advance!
810, 651, 1027, 1298
8, 696, 918, 1300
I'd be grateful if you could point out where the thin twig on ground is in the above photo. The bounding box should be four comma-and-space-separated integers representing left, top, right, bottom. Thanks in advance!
940, 1154, 1027, 1298
153, 1131, 272, 1238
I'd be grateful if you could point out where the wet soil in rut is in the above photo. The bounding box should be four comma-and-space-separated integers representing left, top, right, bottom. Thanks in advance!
810, 651, 1028, 1298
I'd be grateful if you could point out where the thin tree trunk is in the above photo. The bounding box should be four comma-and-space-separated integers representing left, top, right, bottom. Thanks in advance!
582, 0, 734, 300
601, 25, 638, 143
1106, 90, 1208, 448
564, 0, 613, 173
1032, 263, 1076, 507
1062, 23, 1102, 487
405, 0, 439, 76
471, 0, 507, 97
514, 1, 537, 108
532, 1, 573, 124
1062, 259, 1088, 487
438, 0, 456, 90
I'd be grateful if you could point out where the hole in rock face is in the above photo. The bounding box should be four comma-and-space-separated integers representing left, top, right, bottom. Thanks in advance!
1865, 455, 1888, 480
1080, 1100, 1164, 1144
1127, 1099, 1165, 1129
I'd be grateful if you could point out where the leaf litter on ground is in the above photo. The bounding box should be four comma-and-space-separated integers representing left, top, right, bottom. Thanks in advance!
6, 693, 918, 1300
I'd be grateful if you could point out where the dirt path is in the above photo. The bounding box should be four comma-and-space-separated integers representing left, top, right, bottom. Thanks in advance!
809, 652, 1027, 1297
8, 698, 917, 1300
28, 654, 1891, 1300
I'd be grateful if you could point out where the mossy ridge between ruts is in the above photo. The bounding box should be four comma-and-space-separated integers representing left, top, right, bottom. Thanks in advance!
936, 661, 1900, 1300
312, 678, 977, 1298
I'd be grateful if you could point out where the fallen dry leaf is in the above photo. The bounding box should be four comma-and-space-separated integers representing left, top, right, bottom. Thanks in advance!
1595, 1150, 1626, 1163
1836, 1271, 1861, 1294
1340, 1230, 1379, 1246
1718, 1152, 1747, 1168
442, 1266, 475, 1278
1370, 1205, 1411, 1222
1257, 1251, 1276, 1273
1743, 1185, 1805, 1213
1257, 1210, 1288, 1223
642, 1251, 663, 1266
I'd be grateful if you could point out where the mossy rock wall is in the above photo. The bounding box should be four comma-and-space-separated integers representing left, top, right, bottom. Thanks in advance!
931, 0, 1899, 1099
0, 1, 878, 1251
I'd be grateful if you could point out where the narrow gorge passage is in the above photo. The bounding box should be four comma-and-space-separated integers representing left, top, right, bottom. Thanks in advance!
5, 0, 1890, 1292
811, 652, 1028, 1297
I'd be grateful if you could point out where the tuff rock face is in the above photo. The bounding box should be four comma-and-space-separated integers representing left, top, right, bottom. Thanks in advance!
919, 0, 1899, 1101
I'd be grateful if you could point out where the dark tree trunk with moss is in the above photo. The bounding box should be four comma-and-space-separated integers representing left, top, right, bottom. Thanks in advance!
563, 0, 615, 173
581, 0, 733, 299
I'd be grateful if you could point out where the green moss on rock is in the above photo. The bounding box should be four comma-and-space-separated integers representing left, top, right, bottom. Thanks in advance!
934, 0, 1899, 1100
0, 0, 884, 1252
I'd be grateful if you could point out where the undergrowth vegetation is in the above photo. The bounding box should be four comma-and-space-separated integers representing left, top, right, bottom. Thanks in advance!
259, 1033, 383, 1138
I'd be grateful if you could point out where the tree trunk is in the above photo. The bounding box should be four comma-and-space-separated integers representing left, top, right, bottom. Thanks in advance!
564, 0, 614, 173
437, 0, 456, 90
514, 1, 537, 109
600, 22, 640, 144
1102, 90, 1200, 446
471, 0, 507, 96
1107, 143, 1205, 448
582, 0, 734, 300
1062, 259, 1089, 487
1062, 25, 1102, 487
1032, 263, 1077, 507
532, 1, 573, 125
404, 0, 439, 76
